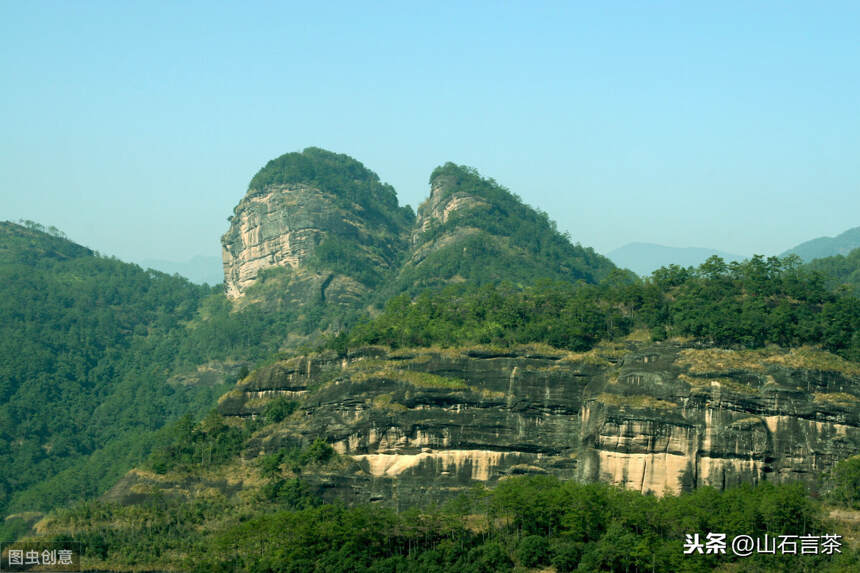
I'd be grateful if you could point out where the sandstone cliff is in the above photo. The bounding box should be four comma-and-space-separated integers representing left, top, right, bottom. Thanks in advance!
221, 148, 413, 300
216, 341, 860, 507
221, 155, 620, 302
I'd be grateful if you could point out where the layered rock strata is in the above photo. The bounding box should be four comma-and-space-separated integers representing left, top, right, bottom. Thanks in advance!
222, 183, 403, 299
218, 342, 860, 507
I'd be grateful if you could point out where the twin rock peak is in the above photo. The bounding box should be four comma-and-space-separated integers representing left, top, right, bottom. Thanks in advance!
221, 147, 616, 301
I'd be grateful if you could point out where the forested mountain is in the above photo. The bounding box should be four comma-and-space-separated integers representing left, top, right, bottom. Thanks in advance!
220, 148, 415, 346
0, 215, 378, 538
220, 151, 622, 342
781, 225, 860, 261
25, 252, 860, 572
387, 163, 620, 299
4, 150, 860, 572
0, 221, 226, 536
804, 247, 860, 295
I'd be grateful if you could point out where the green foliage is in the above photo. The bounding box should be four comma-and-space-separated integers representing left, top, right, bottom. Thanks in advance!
336, 254, 860, 360
247, 147, 413, 229
551, 541, 585, 572
804, 247, 860, 295
516, 534, 550, 567
0, 222, 230, 517
147, 412, 256, 474
300, 438, 334, 465
826, 454, 860, 508
257, 439, 337, 481
263, 396, 298, 424
344, 281, 631, 352
308, 236, 386, 288
660, 255, 859, 359
384, 163, 618, 300
0, 221, 338, 519
36, 476, 860, 572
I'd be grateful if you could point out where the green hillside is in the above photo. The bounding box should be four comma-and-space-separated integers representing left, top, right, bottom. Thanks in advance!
0, 222, 225, 529
340, 254, 859, 361
782, 226, 860, 261
0, 221, 338, 536
385, 163, 621, 299
804, 247, 860, 295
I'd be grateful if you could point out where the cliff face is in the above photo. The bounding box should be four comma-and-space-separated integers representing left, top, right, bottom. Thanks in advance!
221, 149, 413, 304
218, 342, 860, 506
222, 184, 334, 298
222, 155, 619, 301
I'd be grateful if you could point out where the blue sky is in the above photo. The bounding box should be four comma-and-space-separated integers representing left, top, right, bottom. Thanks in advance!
2, 1, 858, 264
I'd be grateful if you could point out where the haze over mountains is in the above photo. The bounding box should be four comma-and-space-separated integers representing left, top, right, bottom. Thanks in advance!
606, 227, 860, 278
781, 226, 860, 262
132, 227, 859, 287
606, 243, 746, 277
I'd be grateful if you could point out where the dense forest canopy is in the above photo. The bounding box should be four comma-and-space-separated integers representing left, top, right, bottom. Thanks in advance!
337, 254, 859, 361
245, 147, 414, 229
803, 247, 860, 295
0, 222, 221, 529
0, 221, 363, 536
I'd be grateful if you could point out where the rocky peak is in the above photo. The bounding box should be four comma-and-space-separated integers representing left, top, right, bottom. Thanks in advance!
221, 153, 618, 304
412, 169, 489, 246
221, 183, 331, 298
221, 148, 413, 299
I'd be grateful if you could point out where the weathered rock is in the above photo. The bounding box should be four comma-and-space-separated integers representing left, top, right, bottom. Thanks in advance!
220, 343, 860, 507
221, 154, 619, 302
222, 183, 329, 298
221, 149, 413, 299
222, 184, 407, 299
410, 174, 489, 250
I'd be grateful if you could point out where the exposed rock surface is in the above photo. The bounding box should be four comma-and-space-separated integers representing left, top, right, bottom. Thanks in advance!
221, 148, 412, 299
221, 154, 619, 301
221, 184, 329, 298
218, 342, 860, 507
411, 175, 488, 244
222, 183, 403, 299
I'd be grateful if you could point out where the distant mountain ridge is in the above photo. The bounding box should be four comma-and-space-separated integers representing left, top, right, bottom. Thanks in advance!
803, 247, 860, 295
781, 226, 860, 262
606, 242, 746, 277
138, 255, 223, 285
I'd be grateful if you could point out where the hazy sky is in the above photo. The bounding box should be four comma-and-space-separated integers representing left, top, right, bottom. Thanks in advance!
2, 1, 858, 264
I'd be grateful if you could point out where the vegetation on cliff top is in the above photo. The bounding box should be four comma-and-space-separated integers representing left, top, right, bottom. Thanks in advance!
246, 146, 414, 228
337, 254, 859, 361
387, 163, 619, 297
